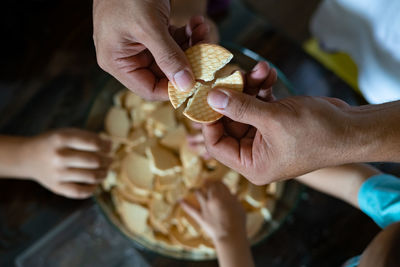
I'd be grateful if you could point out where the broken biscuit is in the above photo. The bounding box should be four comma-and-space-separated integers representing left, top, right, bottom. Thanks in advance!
168, 44, 243, 123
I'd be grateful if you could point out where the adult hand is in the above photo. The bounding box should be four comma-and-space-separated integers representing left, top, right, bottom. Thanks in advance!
202, 62, 362, 185
24, 129, 112, 199
93, 0, 210, 100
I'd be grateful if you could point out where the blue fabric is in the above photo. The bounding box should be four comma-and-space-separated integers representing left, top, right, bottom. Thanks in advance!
358, 173, 400, 228
343, 173, 400, 267
342, 255, 361, 267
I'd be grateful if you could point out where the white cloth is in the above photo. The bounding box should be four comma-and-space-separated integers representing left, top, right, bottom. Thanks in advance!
311, 0, 400, 104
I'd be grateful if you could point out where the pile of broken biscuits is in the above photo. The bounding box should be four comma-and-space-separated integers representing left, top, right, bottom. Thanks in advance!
100, 44, 284, 257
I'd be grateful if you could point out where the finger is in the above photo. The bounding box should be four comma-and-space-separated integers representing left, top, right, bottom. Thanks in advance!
59, 149, 112, 169
195, 189, 208, 209
201, 121, 225, 150
114, 49, 153, 71
108, 49, 169, 101
245, 127, 257, 139
208, 181, 229, 200
188, 143, 210, 159
222, 117, 250, 139
58, 129, 111, 152
143, 27, 195, 92
149, 60, 164, 78
207, 88, 269, 127
186, 16, 206, 36
185, 16, 211, 45
187, 134, 204, 144
257, 88, 274, 102
180, 201, 204, 225
60, 168, 108, 184
263, 67, 277, 89
112, 67, 169, 101
245, 62, 272, 95
190, 22, 210, 46
169, 25, 188, 47
202, 123, 243, 171
202, 151, 213, 161
191, 122, 202, 130
57, 183, 97, 199
257, 68, 277, 102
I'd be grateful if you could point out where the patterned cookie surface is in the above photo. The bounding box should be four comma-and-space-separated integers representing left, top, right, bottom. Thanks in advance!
212, 70, 244, 92
185, 44, 233, 82
183, 71, 244, 123
169, 44, 244, 123
183, 83, 221, 123
168, 82, 200, 109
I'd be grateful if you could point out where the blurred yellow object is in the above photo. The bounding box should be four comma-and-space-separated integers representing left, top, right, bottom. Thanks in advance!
303, 38, 360, 94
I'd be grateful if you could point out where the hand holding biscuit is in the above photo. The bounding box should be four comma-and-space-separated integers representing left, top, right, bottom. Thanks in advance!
203, 71, 359, 184
93, 0, 210, 100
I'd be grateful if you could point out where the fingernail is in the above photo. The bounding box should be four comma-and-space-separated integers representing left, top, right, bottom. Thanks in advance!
208, 89, 229, 109
199, 16, 205, 23
252, 63, 261, 73
174, 69, 194, 92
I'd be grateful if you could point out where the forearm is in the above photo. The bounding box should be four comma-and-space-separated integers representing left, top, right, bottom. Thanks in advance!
214, 233, 254, 267
296, 164, 380, 208
347, 100, 400, 164
0, 136, 31, 179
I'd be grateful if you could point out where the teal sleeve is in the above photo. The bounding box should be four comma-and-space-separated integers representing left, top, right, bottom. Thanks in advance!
358, 173, 400, 229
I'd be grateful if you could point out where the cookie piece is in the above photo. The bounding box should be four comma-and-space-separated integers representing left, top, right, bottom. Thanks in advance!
185, 43, 233, 82
183, 83, 221, 123
212, 70, 244, 92
168, 81, 198, 109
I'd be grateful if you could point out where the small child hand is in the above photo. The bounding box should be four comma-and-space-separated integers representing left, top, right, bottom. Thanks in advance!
23, 128, 112, 199
180, 180, 246, 243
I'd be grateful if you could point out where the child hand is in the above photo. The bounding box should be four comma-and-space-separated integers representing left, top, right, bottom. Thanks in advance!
23, 128, 112, 199
180, 180, 246, 243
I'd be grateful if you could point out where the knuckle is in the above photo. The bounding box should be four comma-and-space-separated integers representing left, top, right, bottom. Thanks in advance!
86, 137, 102, 150
156, 49, 181, 67
54, 168, 64, 179
52, 154, 64, 167
90, 155, 103, 167
51, 133, 65, 146
84, 171, 98, 181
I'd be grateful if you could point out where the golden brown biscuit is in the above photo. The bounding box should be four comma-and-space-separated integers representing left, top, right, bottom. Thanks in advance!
168, 44, 244, 123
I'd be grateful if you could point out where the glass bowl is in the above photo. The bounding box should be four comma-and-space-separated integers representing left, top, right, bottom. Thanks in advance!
86, 43, 302, 260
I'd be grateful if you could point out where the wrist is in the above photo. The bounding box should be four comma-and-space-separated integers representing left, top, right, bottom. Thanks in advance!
212, 228, 248, 246
0, 136, 34, 179
345, 102, 400, 163
15, 137, 36, 180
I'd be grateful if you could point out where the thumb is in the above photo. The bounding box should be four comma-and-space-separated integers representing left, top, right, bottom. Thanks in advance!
207, 88, 268, 127
143, 28, 195, 92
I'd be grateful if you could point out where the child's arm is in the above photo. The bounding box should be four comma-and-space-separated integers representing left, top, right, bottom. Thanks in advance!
181, 181, 254, 267
0, 128, 111, 199
296, 163, 380, 208
0, 135, 32, 178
